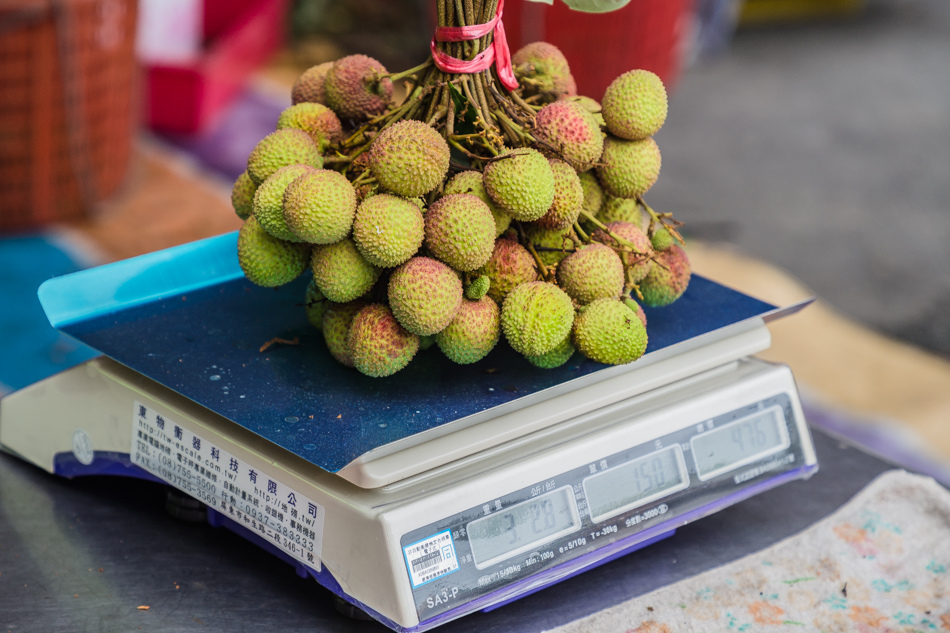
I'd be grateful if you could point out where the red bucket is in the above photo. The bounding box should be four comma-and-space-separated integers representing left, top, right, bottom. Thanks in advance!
502, 0, 692, 100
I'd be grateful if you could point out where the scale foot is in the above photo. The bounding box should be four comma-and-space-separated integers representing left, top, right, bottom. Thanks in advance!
164, 488, 207, 523
333, 596, 375, 621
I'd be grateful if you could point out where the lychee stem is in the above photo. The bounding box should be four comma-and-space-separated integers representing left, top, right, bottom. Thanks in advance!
639, 197, 686, 245
386, 60, 434, 84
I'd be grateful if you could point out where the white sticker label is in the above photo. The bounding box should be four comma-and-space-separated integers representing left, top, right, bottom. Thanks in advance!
131, 401, 324, 570
403, 529, 459, 588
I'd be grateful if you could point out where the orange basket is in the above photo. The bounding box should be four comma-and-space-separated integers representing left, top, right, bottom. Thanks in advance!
0, 0, 138, 232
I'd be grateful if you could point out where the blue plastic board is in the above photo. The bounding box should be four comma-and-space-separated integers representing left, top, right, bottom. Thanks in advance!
38, 233, 777, 473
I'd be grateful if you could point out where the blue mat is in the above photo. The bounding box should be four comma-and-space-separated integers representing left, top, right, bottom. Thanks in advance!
0, 234, 99, 394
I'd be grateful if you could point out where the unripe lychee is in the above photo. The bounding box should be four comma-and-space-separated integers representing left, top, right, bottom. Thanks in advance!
501, 281, 574, 356
476, 238, 538, 304
324, 54, 393, 121
592, 221, 653, 283
435, 297, 501, 365
523, 224, 575, 267
283, 169, 357, 244
535, 159, 583, 230
602, 69, 668, 141
388, 257, 463, 336
246, 129, 322, 185
465, 275, 491, 300
483, 148, 555, 222
310, 238, 381, 303
237, 216, 310, 288
444, 171, 511, 237
368, 120, 450, 198
577, 171, 605, 223
650, 226, 677, 251
352, 193, 425, 268
556, 243, 625, 304
322, 300, 365, 367
292, 62, 333, 106
573, 298, 648, 365
638, 245, 691, 307
254, 165, 317, 242
512, 42, 576, 100
347, 304, 419, 377
277, 102, 343, 151
533, 100, 604, 172
231, 171, 256, 220
304, 278, 329, 330
425, 194, 496, 272
597, 196, 646, 230
524, 334, 575, 369
596, 136, 662, 198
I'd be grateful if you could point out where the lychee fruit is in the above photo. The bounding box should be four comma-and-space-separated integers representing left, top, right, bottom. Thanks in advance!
573, 298, 648, 365
638, 245, 691, 307
596, 136, 661, 198
476, 238, 538, 304
253, 165, 317, 242
304, 278, 329, 330
322, 300, 365, 367
435, 296, 501, 365
246, 129, 322, 185
283, 169, 358, 244
443, 171, 511, 237
277, 102, 343, 151
483, 148, 555, 222
368, 120, 450, 198
387, 256, 463, 336
523, 224, 575, 267
465, 275, 491, 300
556, 242, 625, 304
351, 193, 424, 268
425, 194, 496, 272
597, 196, 646, 230
534, 159, 583, 230
292, 61, 333, 106
592, 221, 653, 283
237, 216, 310, 288
601, 69, 668, 141
231, 171, 256, 221
533, 100, 604, 172
347, 304, 419, 377
501, 281, 574, 356
310, 238, 381, 303
524, 334, 575, 369
512, 42, 576, 101
324, 54, 393, 121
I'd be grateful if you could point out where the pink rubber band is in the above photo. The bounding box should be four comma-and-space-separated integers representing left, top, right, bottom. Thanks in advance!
430, 0, 519, 91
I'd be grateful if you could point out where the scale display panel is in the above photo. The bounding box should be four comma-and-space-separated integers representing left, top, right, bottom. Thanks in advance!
400, 392, 807, 623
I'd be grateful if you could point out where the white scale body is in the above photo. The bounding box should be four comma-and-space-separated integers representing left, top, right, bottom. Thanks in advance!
1, 321, 817, 631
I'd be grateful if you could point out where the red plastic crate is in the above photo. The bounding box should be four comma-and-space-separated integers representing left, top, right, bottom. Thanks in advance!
144, 0, 288, 133
503, 0, 692, 100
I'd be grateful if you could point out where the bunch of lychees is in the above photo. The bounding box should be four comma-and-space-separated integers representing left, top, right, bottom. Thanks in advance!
231, 0, 690, 377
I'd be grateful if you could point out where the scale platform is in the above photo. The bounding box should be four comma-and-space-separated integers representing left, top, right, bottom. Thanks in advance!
0, 232, 817, 631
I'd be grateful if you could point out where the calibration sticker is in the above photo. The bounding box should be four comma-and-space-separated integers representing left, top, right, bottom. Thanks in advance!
403, 529, 459, 588
130, 401, 325, 570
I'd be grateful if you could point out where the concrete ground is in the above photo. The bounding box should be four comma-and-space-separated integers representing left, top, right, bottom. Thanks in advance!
651, 0, 950, 357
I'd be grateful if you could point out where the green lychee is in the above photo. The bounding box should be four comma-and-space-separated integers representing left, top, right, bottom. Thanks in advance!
387, 257, 463, 336
231, 171, 256, 220
638, 245, 691, 307
291, 61, 333, 105
601, 69, 668, 141
577, 171, 605, 224
368, 120, 450, 198
533, 100, 604, 172
310, 238, 381, 303
435, 297, 501, 365
483, 148, 555, 222
556, 243, 625, 304
534, 159, 583, 230
425, 194, 496, 272
322, 300, 365, 367
277, 102, 343, 151
283, 169, 358, 244
592, 221, 653, 283
597, 196, 647, 230
523, 224, 575, 267
465, 275, 491, 300
352, 193, 425, 268
623, 295, 648, 328
650, 225, 677, 251
501, 281, 574, 356
573, 298, 648, 365
596, 136, 661, 198
524, 334, 575, 369
253, 165, 317, 242
443, 171, 511, 237
476, 238, 538, 304
568, 95, 605, 128
246, 129, 322, 185
237, 216, 310, 288
324, 54, 393, 121
347, 304, 419, 377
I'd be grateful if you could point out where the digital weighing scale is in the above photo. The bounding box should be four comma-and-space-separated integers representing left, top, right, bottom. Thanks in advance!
0, 232, 817, 632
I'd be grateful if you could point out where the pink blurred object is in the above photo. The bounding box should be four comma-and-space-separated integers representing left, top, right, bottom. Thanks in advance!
144, 0, 288, 133
503, 0, 693, 100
